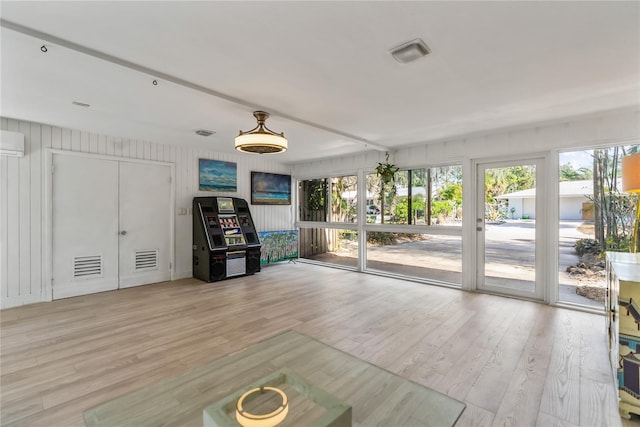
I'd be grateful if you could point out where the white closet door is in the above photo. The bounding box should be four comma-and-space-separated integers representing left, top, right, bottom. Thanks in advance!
118, 162, 171, 288
52, 154, 119, 299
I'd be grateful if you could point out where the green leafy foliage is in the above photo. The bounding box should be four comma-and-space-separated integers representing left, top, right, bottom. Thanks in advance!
560, 164, 593, 181
438, 183, 463, 205
375, 161, 399, 184
393, 198, 408, 223
432, 200, 453, 217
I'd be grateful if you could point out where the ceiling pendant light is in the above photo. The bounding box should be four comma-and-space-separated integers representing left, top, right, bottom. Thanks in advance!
235, 111, 287, 154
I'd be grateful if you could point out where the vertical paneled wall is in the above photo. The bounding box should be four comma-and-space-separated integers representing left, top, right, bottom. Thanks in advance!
1, 119, 43, 307
0, 117, 293, 308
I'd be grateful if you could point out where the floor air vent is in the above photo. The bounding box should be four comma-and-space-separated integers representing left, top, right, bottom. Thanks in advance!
135, 249, 158, 270
73, 255, 102, 278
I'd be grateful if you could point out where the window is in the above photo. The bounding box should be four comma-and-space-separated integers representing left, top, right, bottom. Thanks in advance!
430, 165, 463, 225
365, 231, 462, 286
299, 178, 328, 222
365, 165, 462, 225
557, 145, 639, 308
299, 228, 358, 268
331, 175, 357, 223
296, 164, 463, 284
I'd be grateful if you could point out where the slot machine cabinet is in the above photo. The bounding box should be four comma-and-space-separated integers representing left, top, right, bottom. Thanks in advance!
193, 197, 261, 282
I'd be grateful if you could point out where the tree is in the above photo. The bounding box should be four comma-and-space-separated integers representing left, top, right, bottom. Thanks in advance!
590, 145, 639, 252
484, 165, 535, 220
438, 183, 462, 205
331, 176, 356, 222
560, 164, 593, 181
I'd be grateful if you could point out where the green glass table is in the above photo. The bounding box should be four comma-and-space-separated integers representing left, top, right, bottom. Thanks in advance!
84, 330, 465, 426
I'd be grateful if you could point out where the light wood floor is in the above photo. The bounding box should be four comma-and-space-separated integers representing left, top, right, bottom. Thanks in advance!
0, 262, 622, 427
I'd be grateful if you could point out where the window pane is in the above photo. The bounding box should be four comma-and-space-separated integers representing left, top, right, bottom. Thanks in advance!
299, 228, 358, 268
431, 165, 463, 225
557, 146, 639, 308
483, 164, 536, 293
365, 231, 462, 285
389, 170, 409, 224
410, 168, 428, 224
332, 175, 357, 223
365, 173, 380, 223
366, 165, 463, 225
299, 179, 327, 222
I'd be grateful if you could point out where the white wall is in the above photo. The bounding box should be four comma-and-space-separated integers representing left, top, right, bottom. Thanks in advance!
506, 198, 524, 219
0, 117, 293, 309
292, 109, 640, 177
560, 196, 589, 220
523, 198, 536, 219
505, 196, 587, 220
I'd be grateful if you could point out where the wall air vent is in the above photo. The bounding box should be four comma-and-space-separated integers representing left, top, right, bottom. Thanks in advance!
73, 255, 102, 278
135, 249, 158, 270
0, 130, 25, 157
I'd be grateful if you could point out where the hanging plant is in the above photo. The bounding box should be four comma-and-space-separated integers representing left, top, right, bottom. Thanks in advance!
376, 152, 399, 184
375, 152, 399, 203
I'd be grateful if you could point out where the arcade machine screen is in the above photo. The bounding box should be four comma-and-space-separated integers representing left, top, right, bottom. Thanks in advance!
217, 197, 234, 213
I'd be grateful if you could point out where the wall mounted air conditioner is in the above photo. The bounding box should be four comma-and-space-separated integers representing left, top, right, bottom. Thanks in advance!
0, 130, 25, 157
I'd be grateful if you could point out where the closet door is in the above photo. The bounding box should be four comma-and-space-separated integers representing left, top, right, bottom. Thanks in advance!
118, 162, 172, 288
52, 154, 119, 299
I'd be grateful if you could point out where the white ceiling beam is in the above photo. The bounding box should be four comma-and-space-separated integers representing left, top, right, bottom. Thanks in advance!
1, 19, 389, 152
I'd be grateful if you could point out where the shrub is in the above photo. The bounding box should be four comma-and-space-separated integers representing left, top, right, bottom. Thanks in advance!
367, 232, 396, 245
606, 235, 632, 253
431, 201, 452, 217
574, 238, 601, 256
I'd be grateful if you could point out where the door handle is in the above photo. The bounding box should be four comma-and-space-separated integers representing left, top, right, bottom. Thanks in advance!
120, 230, 127, 236
476, 227, 483, 231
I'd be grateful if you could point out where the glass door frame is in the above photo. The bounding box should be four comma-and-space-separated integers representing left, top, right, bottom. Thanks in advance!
474, 156, 548, 301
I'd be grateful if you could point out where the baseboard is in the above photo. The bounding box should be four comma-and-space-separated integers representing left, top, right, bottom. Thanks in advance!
1, 294, 45, 310
174, 271, 193, 280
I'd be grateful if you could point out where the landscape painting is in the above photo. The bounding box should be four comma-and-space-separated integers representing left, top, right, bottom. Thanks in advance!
199, 159, 237, 192
251, 172, 291, 205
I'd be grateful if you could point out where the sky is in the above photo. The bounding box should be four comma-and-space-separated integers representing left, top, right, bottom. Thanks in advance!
559, 150, 593, 169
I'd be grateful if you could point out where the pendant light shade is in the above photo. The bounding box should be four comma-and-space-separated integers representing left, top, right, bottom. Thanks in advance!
235, 111, 287, 154
623, 152, 640, 194
622, 152, 640, 253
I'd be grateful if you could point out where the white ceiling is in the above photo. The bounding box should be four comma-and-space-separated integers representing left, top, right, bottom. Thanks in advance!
1, 1, 639, 163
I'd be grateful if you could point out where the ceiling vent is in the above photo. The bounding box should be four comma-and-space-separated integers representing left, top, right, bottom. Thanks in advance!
195, 129, 215, 137
390, 39, 431, 64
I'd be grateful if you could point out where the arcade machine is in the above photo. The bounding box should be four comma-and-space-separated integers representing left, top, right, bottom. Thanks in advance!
193, 197, 261, 282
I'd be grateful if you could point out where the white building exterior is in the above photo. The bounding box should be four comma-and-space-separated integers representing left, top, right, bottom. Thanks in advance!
497, 180, 593, 220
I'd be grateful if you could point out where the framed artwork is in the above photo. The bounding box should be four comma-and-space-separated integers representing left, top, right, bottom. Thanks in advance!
258, 230, 298, 264
199, 159, 237, 192
251, 171, 291, 205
